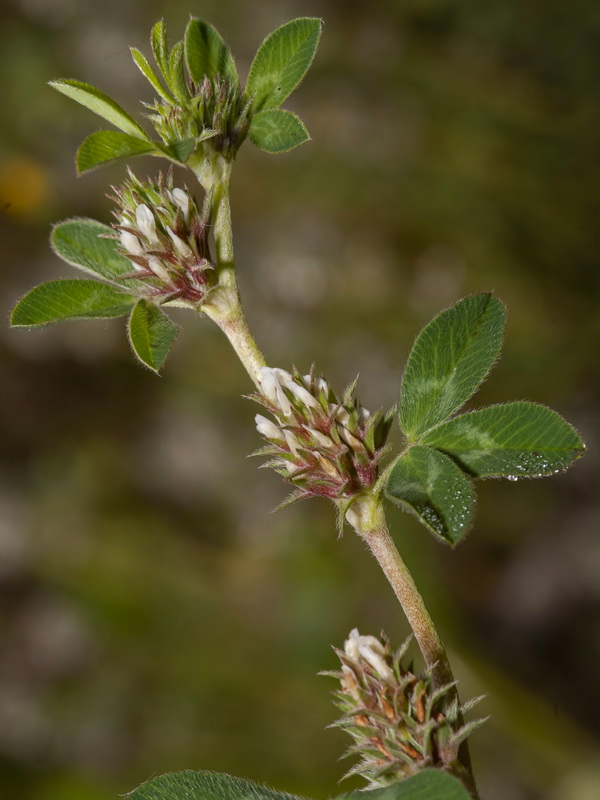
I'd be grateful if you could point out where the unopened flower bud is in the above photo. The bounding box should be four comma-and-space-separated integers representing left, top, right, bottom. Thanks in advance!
120, 229, 144, 256
168, 228, 193, 258
284, 429, 302, 456
331, 404, 351, 426
169, 188, 190, 219
303, 374, 330, 395
255, 414, 283, 441
344, 629, 393, 680
135, 204, 158, 242
304, 426, 333, 448
339, 427, 365, 453
147, 256, 170, 282
258, 367, 293, 417
316, 453, 341, 480
288, 381, 320, 409
340, 664, 360, 700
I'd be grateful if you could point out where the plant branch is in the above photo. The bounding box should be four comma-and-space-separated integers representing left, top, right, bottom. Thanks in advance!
189, 158, 267, 388
348, 493, 452, 687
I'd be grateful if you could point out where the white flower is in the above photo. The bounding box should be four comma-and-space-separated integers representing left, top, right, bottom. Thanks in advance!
303, 374, 330, 399
339, 426, 365, 452
303, 425, 333, 448
258, 367, 293, 417
260, 367, 320, 413
147, 256, 170, 282
344, 629, 393, 680
255, 414, 283, 441
358, 407, 371, 424
168, 228, 193, 258
331, 404, 351, 426
169, 188, 190, 220
287, 381, 319, 409
135, 204, 158, 243
284, 429, 302, 455
120, 229, 144, 256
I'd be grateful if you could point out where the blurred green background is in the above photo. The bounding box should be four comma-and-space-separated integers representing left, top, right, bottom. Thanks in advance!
1, 1, 599, 799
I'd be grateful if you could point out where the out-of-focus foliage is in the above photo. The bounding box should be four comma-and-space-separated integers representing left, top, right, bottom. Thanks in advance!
1, 2, 599, 800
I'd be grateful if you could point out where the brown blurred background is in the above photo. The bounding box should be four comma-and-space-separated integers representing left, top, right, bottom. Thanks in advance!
1, 1, 599, 799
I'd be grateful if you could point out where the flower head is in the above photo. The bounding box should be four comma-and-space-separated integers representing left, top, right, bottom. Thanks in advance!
250, 366, 393, 515
146, 75, 250, 163
111, 169, 214, 306
325, 629, 487, 788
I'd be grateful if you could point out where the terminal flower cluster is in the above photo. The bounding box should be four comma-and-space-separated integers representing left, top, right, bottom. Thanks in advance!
111, 170, 214, 306
251, 367, 392, 512
147, 75, 251, 161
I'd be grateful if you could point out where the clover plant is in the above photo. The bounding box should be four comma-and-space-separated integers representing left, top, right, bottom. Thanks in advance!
10, 16, 585, 800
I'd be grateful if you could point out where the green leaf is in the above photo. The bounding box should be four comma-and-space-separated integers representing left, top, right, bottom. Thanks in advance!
76, 130, 157, 173
355, 769, 471, 800
420, 402, 585, 478
130, 47, 174, 103
127, 770, 305, 800
51, 218, 143, 289
249, 109, 309, 153
246, 18, 322, 111
167, 41, 189, 104
128, 299, 180, 373
399, 294, 506, 440
151, 20, 170, 77
11, 280, 135, 327
49, 79, 150, 140
185, 18, 238, 86
386, 446, 475, 545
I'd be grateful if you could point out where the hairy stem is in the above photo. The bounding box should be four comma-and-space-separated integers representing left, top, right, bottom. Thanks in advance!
190, 159, 267, 388
349, 494, 452, 686
348, 493, 478, 796
214, 307, 267, 388
212, 169, 235, 283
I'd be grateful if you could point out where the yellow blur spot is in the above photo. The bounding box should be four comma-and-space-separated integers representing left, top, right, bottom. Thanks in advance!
0, 155, 49, 218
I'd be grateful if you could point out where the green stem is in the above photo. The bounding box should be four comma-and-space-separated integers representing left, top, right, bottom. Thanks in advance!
211, 166, 235, 283
190, 157, 266, 388
213, 307, 267, 389
209, 169, 268, 387
349, 494, 453, 687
